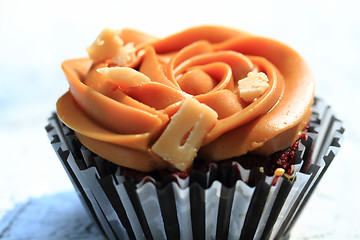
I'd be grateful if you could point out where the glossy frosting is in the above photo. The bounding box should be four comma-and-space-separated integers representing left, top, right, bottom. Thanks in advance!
57, 25, 314, 172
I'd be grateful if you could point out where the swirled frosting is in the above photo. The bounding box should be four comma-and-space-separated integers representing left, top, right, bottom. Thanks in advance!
57, 25, 314, 172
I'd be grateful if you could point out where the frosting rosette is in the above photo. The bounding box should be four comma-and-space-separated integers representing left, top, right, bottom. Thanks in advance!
57, 25, 314, 172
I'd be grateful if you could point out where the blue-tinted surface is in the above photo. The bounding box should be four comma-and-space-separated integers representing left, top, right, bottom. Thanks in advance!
0, 191, 105, 240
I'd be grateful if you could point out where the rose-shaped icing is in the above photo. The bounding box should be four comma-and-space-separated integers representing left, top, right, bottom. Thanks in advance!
57, 26, 314, 172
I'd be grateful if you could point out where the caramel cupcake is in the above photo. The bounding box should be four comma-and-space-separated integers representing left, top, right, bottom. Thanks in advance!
46, 25, 344, 239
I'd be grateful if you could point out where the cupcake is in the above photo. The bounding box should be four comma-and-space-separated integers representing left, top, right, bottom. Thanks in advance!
46, 26, 344, 239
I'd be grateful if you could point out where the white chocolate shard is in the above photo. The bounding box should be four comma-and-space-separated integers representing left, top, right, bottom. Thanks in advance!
112, 42, 136, 66
151, 98, 218, 171
238, 72, 270, 102
97, 67, 151, 89
86, 28, 136, 66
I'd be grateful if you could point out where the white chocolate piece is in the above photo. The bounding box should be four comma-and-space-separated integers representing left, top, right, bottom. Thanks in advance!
97, 67, 151, 89
238, 72, 270, 102
112, 42, 136, 66
86, 28, 136, 66
151, 98, 218, 171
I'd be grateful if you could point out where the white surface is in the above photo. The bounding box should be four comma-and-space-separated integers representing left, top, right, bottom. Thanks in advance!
0, 0, 359, 239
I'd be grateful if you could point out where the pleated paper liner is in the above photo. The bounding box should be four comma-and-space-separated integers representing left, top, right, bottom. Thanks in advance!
45, 97, 344, 240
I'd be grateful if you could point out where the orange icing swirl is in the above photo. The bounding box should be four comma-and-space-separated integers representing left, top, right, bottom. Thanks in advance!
57, 26, 314, 172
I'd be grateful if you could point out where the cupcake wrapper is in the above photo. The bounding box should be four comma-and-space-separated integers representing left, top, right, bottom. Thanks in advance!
46, 97, 344, 240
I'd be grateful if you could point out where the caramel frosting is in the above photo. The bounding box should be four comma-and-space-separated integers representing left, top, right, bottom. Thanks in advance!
57, 26, 314, 172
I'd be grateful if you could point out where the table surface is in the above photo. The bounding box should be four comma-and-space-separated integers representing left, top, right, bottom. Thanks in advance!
1, 0, 360, 239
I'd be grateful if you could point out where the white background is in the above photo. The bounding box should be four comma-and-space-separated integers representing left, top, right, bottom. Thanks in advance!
1, 0, 359, 239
